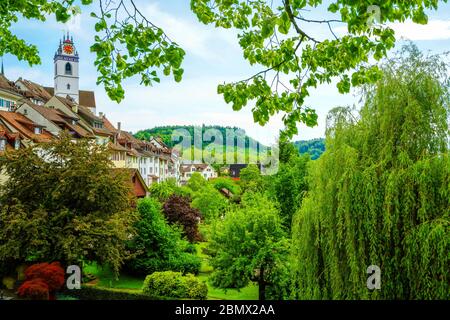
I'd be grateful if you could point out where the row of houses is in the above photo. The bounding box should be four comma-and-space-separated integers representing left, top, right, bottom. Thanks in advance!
0, 33, 217, 197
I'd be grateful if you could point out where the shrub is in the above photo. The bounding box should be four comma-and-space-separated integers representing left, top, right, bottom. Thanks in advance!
24, 262, 65, 291
2, 276, 15, 290
60, 285, 166, 300
183, 274, 209, 300
127, 198, 201, 276
149, 179, 193, 202
142, 271, 208, 300
17, 262, 65, 300
211, 177, 241, 196
163, 194, 202, 242
149, 180, 178, 202
18, 279, 49, 300
168, 252, 201, 275
239, 164, 264, 193
186, 172, 208, 192
184, 243, 197, 254
191, 186, 228, 222
142, 271, 185, 298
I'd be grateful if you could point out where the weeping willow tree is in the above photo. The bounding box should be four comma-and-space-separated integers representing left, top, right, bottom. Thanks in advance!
291, 45, 449, 300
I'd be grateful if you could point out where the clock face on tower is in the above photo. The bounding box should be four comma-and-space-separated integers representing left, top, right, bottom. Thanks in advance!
63, 44, 74, 55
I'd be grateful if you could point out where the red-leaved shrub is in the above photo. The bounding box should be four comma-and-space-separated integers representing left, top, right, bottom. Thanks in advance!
24, 262, 65, 291
18, 262, 65, 300
162, 194, 202, 242
17, 279, 49, 300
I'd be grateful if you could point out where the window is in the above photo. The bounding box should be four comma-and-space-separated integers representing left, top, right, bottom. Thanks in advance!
55, 64, 57, 75
14, 139, 20, 150
65, 62, 72, 75
34, 127, 42, 134
67, 84, 71, 90
0, 138, 5, 151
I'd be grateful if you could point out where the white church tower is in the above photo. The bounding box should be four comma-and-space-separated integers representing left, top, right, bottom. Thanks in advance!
54, 32, 79, 103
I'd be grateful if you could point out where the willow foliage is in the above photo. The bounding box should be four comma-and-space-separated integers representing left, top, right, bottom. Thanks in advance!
291, 45, 449, 300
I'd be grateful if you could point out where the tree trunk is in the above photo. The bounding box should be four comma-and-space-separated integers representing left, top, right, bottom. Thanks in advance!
258, 267, 266, 301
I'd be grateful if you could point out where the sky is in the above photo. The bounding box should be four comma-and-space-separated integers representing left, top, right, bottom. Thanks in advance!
4, 1, 450, 145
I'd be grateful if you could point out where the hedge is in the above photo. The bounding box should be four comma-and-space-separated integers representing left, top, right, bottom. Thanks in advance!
142, 271, 208, 300
60, 285, 167, 300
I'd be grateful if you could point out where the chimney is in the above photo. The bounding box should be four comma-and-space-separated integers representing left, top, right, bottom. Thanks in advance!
99, 112, 104, 118
117, 122, 121, 132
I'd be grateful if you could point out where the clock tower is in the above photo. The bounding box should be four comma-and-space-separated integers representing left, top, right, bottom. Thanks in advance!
54, 32, 79, 103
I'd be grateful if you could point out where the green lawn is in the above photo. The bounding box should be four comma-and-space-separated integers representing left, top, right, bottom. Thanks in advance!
83, 263, 144, 291
82, 232, 258, 300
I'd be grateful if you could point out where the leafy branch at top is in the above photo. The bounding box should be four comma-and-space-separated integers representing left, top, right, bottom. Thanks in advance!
191, 0, 447, 137
90, 0, 185, 102
0, 0, 185, 103
0, 0, 448, 136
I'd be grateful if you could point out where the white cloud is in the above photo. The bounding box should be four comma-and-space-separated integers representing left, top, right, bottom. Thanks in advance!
389, 20, 450, 41
335, 19, 450, 41
142, 3, 239, 62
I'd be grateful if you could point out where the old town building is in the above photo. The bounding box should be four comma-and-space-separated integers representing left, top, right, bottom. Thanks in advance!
0, 33, 185, 196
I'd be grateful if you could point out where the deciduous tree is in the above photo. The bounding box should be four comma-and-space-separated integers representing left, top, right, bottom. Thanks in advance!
191, 185, 228, 222
162, 194, 202, 242
126, 198, 201, 276
186, 172, 208, 192
209, 193, 289, 300
0, 133, 136, 275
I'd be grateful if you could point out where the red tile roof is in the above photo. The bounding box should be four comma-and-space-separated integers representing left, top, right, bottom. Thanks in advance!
0, 111, 53, 143
102, 116, 118, 133
0, 74, 22, 96
28, 104, 93, 138
17, 78, 52, 102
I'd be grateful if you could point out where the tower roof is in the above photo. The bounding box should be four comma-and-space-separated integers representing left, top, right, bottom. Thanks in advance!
55, 31, 78, 59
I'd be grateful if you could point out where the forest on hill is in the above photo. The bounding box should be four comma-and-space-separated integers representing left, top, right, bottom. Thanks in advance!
294, 139, 325, 160
134, 125, 262, 150
135, 125, 326, 160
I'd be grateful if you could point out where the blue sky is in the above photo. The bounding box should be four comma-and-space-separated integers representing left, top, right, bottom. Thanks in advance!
4, 1, 450, 144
